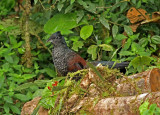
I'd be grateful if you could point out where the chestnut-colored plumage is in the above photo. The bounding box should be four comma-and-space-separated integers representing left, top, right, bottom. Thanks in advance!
47, 31, 129, 76
47, 31, 86, 76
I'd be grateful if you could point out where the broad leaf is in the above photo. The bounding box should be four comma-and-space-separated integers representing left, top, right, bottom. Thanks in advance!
131, 42, 145, 52
44, 68, 56, 77
44, 13, 77, 34
120, 2, 127, 12
14, 94, 29, 101
4, 96, 13, 103
70, 0, 75, 4
115, 34, 127, 40
87, 45, 97, 60
139, 101, 149, 115
99, 44, 113, 51
99, 16, 110, 30
124, 25, 133, 35
119, 51, 135, 56
52, 86, 68, 91
57, 2, 64, 11
5, 55, 13, 63
80, 25, 93, 40
23, 74, 36, 80
139, 37, 148, 47
15, 82, 36, 91
0, 73, 5, 88
65, 4, 73, 13
112, 25, 118, 38
130, 56, 151, 72
9, 104, 21, 114
77, 10, 84, 23
3, 103, 10, 113
72, 41, 84, 51
123, 38, 131, 50
151, 35, 160, 44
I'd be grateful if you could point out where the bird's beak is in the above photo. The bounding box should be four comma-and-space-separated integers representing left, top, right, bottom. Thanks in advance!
47, 37, 52, 42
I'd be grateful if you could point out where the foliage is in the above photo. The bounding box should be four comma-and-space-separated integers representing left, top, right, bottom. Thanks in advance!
139, 101, 160, 115
0, 0, 160, 114
0, 24, 55, 114
0, 0, 15, 17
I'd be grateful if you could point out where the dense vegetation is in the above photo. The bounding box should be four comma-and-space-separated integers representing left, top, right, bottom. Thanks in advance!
0, 0, 159, 114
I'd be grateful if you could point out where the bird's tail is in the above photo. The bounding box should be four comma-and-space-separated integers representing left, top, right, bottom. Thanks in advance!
91, 61, 129, 69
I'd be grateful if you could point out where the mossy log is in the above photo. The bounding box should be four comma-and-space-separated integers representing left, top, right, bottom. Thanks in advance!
116, 68, 160, 96
93, 92, 160, 115
21, 67, 160, 115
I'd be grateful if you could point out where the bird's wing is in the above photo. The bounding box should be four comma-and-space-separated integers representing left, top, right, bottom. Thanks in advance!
66, 53, 87, 72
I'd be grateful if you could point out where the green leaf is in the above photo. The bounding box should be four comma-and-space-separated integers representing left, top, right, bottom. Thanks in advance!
137, 0, 141, 8
124, 25, 133, 35
112, 25, 118, 38
10, 35, 17, 45
137, 52, 151, 56
104, 37, 112, 44
150, 44, 157, 50
65, 4, 73, 13
139, 101, 149, 115
77, 0, 88, 8
80, 25, 93, 40
34, 80, 51, 85
119, 51, 135, 56
70, 36, 80, 42
4, 96, 13, 103
34, 0, 38, 4
99, 44, 113, 51
85, 1, 96, 13
9, 104, 21, 114
123, 38, 131, 50
44, 68, 56, 77
130, 33, 139, 41
130, 56, 151, 72
5, 55, 13, 63
57, 2, 64, 11
77, 0, 96, 13
15, 82, 36, 91
44, 13, 78, 34
148, 104, 157, 115
0, 74, 5, 88
22, 74, 36, 80
115, 34, 127, 40
139, 37, 148, 47
52, 86, 68, 91
0, 24, 4, 30
77, 10, 84, 23
131, 42, 145, 53
99, 16, 110, 30
151, 35, 160, 44
4, 103, 10, 113
14, 94, 29, 101
70, 0, 75, 4
72, 41, 84, 51
120, 2, 127, 12
87, 45, 98, 60
18, 48, 25, 54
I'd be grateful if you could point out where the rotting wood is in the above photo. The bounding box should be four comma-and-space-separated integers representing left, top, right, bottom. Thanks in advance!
116, 68, 160, 96
93, 92, 160, 115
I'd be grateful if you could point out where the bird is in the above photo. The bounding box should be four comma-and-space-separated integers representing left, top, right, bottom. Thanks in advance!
47, 31, 129, 76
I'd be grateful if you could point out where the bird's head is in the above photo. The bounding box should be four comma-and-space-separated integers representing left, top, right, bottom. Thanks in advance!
47, 31, 67, 46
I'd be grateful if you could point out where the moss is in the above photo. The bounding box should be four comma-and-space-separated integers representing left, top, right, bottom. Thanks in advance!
48, 66, 127, 114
